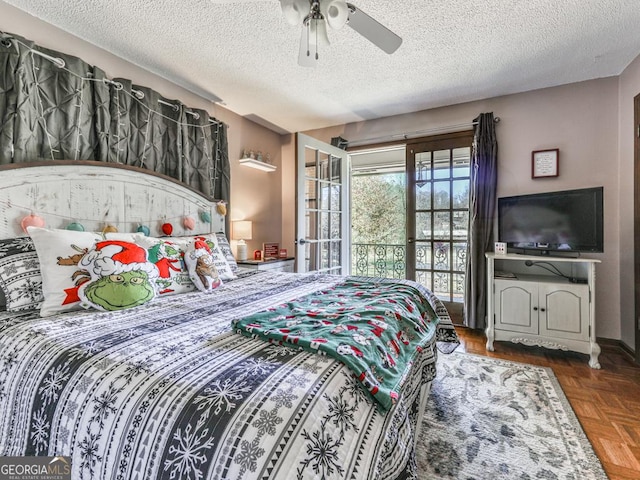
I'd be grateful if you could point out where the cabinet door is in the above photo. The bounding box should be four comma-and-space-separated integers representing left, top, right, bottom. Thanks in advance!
494, 280, 538, 334
539, 284, 589, 341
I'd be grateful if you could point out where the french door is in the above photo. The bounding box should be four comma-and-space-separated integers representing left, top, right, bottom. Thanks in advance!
406, 131, 473, 319
295, 133, 350, 274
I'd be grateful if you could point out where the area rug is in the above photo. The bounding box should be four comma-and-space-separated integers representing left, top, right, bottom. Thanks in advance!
416, 352, 608, 479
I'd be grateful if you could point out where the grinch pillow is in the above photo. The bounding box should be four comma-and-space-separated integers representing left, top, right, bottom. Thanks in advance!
135, 234, 236, 282
27, 227, 145, 317
134, 237, 196, 296
78, 240, 158, 311
184, 240, 223, 293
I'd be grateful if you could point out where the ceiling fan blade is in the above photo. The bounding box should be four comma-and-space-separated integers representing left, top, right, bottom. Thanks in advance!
346, 3, 402, 54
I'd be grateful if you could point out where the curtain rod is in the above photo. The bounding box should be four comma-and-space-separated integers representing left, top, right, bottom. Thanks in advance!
347, 116, 501, 148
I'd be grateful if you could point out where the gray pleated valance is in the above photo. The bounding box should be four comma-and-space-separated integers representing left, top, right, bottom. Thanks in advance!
0, 31, 229, 203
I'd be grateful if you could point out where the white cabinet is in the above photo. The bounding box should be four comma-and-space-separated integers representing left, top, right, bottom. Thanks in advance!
486, 253, 601, 368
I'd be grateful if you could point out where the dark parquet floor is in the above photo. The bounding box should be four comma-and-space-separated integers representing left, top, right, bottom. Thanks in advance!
454, 327, 640, 480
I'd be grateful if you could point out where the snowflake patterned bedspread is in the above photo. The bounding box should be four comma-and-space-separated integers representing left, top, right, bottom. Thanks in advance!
0, 271, 458, 480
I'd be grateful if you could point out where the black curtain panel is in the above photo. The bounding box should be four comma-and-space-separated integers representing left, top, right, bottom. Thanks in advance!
0, 30, 229, 205
464, 112, 498, 329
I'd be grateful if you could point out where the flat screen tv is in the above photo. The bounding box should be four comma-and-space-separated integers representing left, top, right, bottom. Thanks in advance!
498, 187, 603, 255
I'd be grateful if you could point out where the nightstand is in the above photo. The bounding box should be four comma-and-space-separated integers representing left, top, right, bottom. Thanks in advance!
236, 257, 295, 273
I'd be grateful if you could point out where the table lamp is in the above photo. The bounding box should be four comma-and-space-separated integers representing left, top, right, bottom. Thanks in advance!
232, 220, 253, 261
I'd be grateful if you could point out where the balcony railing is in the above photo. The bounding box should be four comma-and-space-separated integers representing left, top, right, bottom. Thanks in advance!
351, 242, 468, 304
352, 243, 406, 279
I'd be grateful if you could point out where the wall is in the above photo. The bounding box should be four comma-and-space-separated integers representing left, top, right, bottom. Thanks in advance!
618, 54, 640, 350
301, 78, 623, 342
0, 2, 284, 257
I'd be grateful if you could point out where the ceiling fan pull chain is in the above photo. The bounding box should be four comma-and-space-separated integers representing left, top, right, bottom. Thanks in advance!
315, 20, 319, 59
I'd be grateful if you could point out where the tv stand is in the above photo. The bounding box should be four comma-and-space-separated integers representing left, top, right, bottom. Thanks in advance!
485, 252, 601, 368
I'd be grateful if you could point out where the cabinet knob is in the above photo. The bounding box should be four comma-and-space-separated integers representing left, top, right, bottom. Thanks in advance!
533, 306, 538, 311
540, 308, 546, 312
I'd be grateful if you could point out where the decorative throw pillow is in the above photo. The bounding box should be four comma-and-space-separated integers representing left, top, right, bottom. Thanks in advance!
78, 240, 158, 311
27, 227, 144, 317
184, 240, 223, 293
136, 233, 236, 282
215, 232, 239, 272
0, 236, 43, 311
190, 234, 236, 281
133, 237, 197, 295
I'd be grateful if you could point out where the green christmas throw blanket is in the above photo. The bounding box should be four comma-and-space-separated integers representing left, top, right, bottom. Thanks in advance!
233, 278, 441, 411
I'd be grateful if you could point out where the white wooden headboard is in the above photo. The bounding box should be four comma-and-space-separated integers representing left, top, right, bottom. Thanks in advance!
0, 162, 225, 239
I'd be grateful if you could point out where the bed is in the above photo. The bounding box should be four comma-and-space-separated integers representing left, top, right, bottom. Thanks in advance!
0, 162, 459, 480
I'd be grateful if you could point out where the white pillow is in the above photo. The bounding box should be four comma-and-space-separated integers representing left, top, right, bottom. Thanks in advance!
27, 227, 143, 317
184, 240, 223, 292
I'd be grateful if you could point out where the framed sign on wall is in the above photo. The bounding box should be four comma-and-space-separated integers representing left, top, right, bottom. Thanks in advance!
532, 149, 559, 178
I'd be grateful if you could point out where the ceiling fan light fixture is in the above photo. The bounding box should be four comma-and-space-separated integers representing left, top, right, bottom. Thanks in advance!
280, 0, 308, 26
323, 0, 349, 29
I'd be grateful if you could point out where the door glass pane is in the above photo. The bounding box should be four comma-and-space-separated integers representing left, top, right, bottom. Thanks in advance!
321, 241, 330, 269
433, 181, 450, 209
319, 153, 330, 181
331, 156, 341, 182
330, 185, 341, 211
453, 242, 467, 270
320, 212, 329, 239
433, 242, 450, 271
453, 147, 471, 178
319, 181, 330, 210
416, 242, 431, 270
453, 180, 469, 208
305, 179, 317, 209
433, 150, 450, 179
416, 212, 431, 240
416, 271, 431, 291
434, 212, 450, 239
415, 152, 432, 181
433, 271, 449, 301
306, 211, 317, 240
305, 148, 317, 175
330, 213, 341, 239
306, 242, 317, 271
453, 273, 465, 302
416, 182, 431, 210
330, 241, 341, 267
305, 164, 316, 179
453, 212, 468, 240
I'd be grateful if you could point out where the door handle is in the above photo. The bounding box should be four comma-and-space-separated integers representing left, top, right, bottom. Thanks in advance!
297, 238, 307, 245
407, 237, 415, 244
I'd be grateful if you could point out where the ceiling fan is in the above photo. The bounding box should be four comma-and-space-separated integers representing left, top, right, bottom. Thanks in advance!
212, 0, 402, 66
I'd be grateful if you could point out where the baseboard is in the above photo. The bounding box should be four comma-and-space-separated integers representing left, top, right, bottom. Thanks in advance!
596, 337, 636, 361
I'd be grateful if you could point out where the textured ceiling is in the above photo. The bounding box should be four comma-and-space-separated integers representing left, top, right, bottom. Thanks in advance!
5, 0, 640, 133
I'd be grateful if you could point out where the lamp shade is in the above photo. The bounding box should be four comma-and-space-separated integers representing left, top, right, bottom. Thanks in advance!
232, 220, 253, 240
